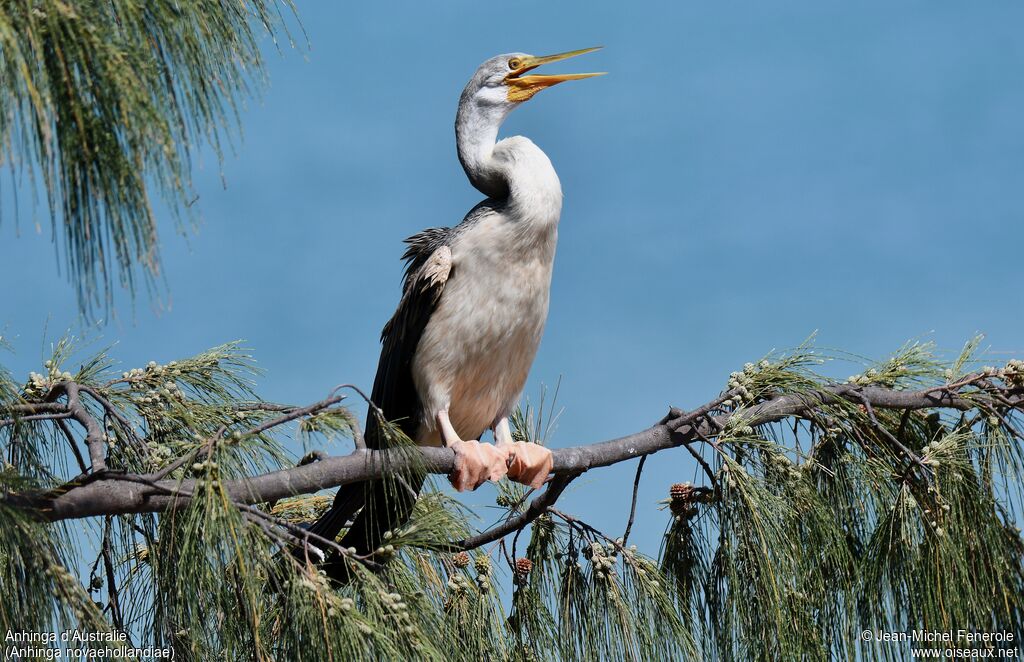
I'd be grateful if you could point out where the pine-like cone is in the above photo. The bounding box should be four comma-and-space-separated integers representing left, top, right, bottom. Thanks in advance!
670, 482, 692, 500
669, 482, 698, 518
514, 557, 533, 577
452, 551, 470, 568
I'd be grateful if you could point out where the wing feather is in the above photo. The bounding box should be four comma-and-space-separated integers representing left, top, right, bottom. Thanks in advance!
365, 227, 453, 447
312, 205, 498, 559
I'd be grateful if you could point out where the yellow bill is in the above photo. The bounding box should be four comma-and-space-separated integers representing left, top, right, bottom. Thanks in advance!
506, 46, 605, 102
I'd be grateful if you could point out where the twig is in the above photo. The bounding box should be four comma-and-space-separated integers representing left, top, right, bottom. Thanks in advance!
56, 418, 89, 475
678, 432, 716, 484
150, 453, 194, 481
549, 508, 626, 553
666, 392, 734, 432
978, 404, 1024, 443
78, 385, 150, 458
499, 539, 515, 574
101, 517, 125, 631
452, 473, 577, 551
4, 402, 69, 415
242, 394, 345, 437
231, 402, 298, 413
0, 411, 74, 427
621, 456, 646, 546
896, 408, 912, 445
394, 475, 421, 503
238, 503, 378, 567
330, 384, 383, 450
854, 391, 926, 470
511, 519, 527, 562
104, 471, 378, 567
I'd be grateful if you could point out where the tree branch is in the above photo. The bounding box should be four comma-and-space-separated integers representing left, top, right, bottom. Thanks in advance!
64, 383, 107, 471
453, 473, 577, 551
622, 456, 646, 546
4, 380, 1020, 525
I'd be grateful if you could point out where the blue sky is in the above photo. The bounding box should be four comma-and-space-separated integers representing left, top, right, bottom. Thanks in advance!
2, 1, 1023, 557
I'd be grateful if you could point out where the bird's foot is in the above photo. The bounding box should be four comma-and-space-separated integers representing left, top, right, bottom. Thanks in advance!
499, 441, 553, 489
448, 440, 511, 492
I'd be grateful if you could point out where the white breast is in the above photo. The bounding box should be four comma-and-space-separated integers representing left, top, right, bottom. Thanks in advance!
412, 211, 557, 445
412, 136, 563, 445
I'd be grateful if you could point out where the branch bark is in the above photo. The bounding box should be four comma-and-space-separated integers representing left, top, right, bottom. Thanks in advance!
3, 380, 1020, 524
65, 383, 107, 471
452, 473, 577, 551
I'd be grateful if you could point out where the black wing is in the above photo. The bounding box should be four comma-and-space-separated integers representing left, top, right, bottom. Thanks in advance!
364, 226, 454, 448
306, 226, 452, 552
311, 205, 496, 562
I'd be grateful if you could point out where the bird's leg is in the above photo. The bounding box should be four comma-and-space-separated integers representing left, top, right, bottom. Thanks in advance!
493, 417, 553, 489
439, 409, 510, 492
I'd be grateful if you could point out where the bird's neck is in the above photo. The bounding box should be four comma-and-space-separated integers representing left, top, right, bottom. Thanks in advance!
456, 100, 510, 198
455, 100, 564, 230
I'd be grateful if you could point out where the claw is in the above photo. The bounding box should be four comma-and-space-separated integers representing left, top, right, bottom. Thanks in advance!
448, 439, 511, 492
437, 409, 511, 491
491, 416, 553, 489
503, 441, 553, 489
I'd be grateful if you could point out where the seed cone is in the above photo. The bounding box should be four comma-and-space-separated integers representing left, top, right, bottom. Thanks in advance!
670, 482, 699, 518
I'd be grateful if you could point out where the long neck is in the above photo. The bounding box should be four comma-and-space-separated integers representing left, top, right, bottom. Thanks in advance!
455, 96, 511, 198
455, 94, 564, 243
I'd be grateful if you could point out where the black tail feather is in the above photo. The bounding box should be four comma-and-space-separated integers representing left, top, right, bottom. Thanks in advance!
305, 482, 366, 542
321, 474, 424, 582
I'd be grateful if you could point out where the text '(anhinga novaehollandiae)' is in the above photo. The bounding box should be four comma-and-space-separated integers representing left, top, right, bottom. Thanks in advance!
309, 47, 603, 561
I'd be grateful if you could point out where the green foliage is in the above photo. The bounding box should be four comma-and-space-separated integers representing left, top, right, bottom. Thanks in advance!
664, 339, 1024, 661
0, 472, 113, 654
1, 337, 1024, 660
0, 0, 296, 313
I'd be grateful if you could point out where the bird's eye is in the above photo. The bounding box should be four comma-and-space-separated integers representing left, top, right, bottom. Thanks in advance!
508, 58, 522, 70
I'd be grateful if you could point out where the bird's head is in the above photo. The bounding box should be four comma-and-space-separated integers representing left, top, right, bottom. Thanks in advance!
462, 47, 604, 110
456, 47, 603, 196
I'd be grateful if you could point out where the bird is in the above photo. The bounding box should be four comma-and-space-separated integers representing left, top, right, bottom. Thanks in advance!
307, 47, 603, 565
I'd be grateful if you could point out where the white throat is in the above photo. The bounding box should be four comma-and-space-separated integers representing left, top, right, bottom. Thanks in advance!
455, 96, 563, 230
455, 97, 510, 198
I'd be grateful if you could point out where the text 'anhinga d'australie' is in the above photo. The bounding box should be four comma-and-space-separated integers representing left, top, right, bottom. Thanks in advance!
308, 47, 604, 565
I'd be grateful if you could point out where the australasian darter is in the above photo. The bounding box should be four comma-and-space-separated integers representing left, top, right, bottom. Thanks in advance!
309, 47, 603, 563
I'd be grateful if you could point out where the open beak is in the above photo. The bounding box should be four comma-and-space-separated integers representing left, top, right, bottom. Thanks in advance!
505, 46, 605, 102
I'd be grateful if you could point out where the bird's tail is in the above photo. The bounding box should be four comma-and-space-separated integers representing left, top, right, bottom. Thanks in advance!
304, 482, 367, 543
303, 411, 426, 581
319, 474, 423, 582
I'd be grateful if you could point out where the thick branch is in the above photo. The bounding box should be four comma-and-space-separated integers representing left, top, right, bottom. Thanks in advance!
6, 381, 1020, 523
65, 383, 107, 471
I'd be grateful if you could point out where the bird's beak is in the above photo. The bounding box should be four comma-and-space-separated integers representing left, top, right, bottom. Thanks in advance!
505, 46, 605, 103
